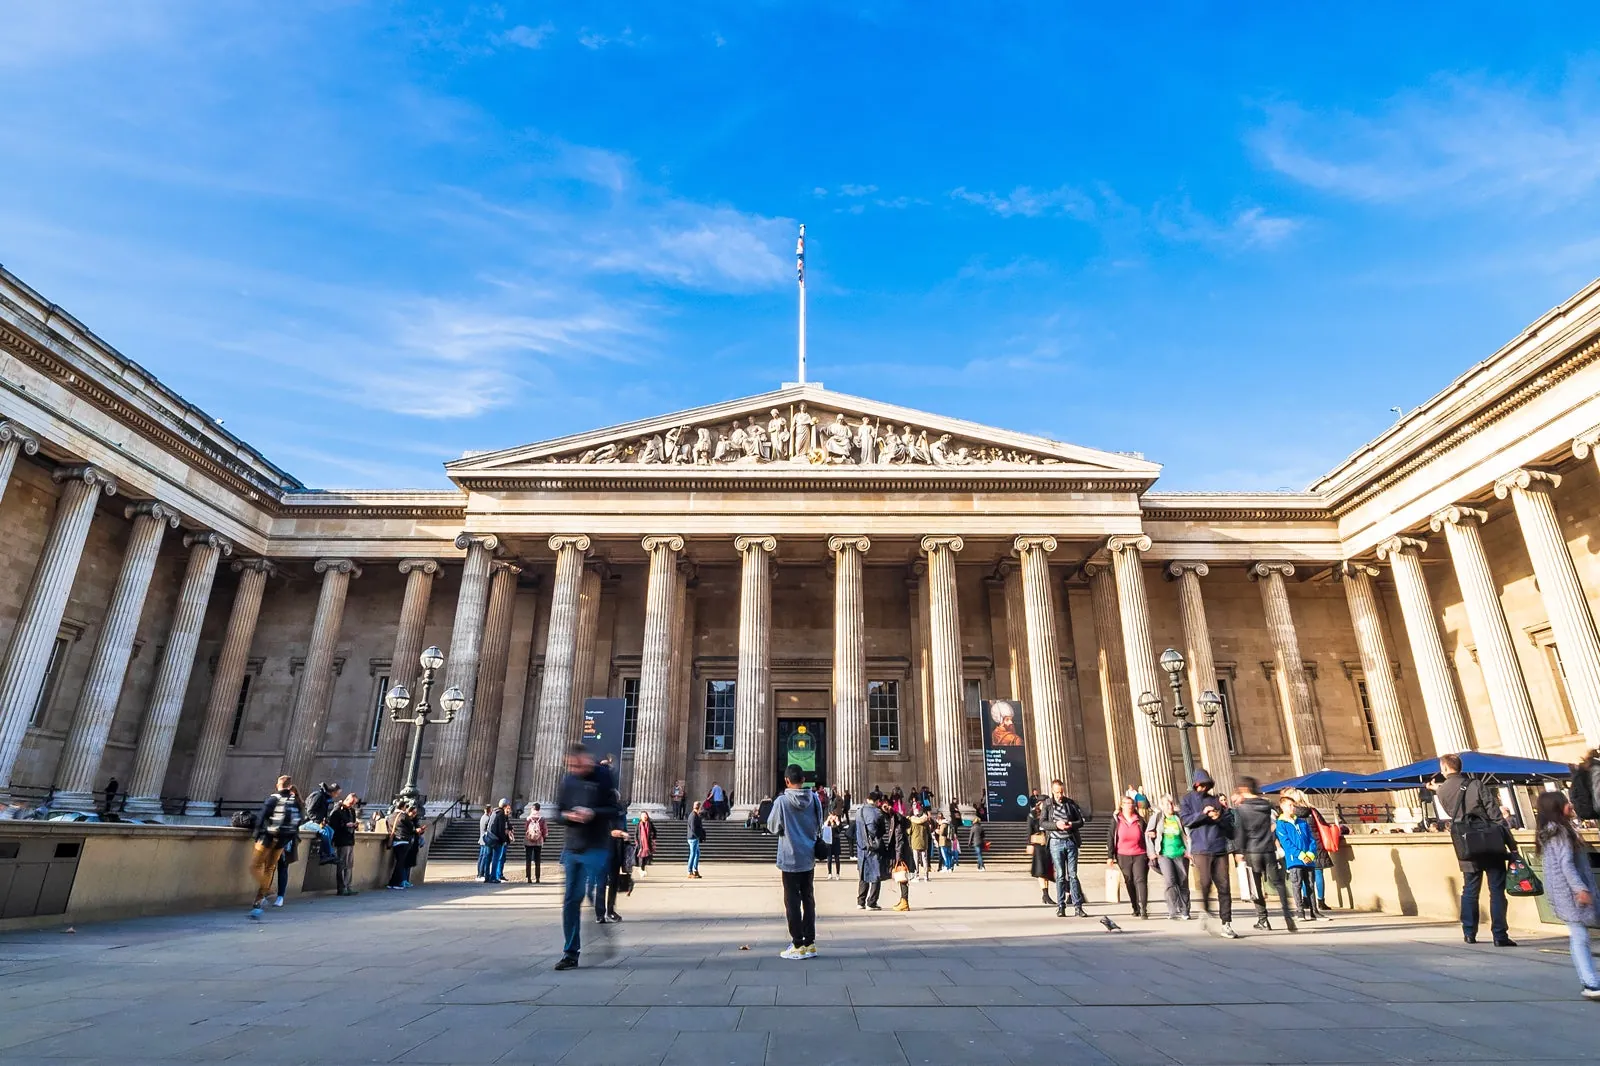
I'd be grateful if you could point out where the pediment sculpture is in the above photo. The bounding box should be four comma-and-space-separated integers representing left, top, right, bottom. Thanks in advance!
550, 403, 1063, 467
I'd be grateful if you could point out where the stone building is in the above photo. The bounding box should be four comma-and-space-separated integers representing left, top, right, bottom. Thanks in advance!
3, 263, 1600, 816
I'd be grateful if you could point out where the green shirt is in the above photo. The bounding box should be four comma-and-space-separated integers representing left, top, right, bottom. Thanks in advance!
1160, 814, 1186, 857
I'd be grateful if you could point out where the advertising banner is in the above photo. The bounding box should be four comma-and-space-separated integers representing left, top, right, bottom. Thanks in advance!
582, 697, 625, 780
982, 699, 1030, 821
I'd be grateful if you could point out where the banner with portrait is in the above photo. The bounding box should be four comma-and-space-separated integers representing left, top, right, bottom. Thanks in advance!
982, 699, 1030, 821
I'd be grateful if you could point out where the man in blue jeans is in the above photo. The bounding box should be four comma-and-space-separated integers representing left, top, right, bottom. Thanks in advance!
1042, 778, 1087, 917
687, 801, 706, 877
554, 743, 621, 970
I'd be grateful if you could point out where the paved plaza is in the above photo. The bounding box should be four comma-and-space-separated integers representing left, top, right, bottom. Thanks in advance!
2, 860, 1596, 1065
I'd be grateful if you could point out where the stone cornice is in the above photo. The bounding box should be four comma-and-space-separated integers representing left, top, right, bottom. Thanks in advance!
450, 471, 1153, 494
1140, 493, 1332, 524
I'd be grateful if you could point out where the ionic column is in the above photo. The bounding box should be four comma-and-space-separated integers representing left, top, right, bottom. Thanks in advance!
1431, 505, 1546, 758
1109, 535, 1173, 799
999, 561, 1034, 716
53, 502, 180, 809
527, 535, 590, 807
124, 532, 234, 812
427, 533, 499, 804
185, 558, 275, 812
632, 535, 685, 815
1166, 561, 1235, 791
829, 536, 870, 804
731, 535, 776, 816
920, 536, 970, 809
1378, 535, 1472, 754
274, 556, 357, 794
0, 420, 40, 505
0, 465, 116, 790
567, 562, 604, 745
1338, 562, 1415, 767
1495, 469, 1600, 743
366, 559, 439, 804
461, 560, 521, 804
1083, 560, 1138, 797
1014, 536, 1068, 787
1250, 562, 1324, 774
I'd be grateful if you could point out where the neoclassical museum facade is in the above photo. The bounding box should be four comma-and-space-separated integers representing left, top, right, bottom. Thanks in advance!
3, 263, 1600, 816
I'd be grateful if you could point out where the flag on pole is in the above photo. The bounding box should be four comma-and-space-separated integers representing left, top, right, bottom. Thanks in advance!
796, 223, 805, 283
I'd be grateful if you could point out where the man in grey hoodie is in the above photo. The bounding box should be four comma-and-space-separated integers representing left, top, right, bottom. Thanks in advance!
767, 763, 823, 959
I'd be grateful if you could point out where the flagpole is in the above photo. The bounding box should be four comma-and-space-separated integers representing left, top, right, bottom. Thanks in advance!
796, 223, 807, 386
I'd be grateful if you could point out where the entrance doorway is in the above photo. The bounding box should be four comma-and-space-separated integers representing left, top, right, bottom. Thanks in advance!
775, 718, 828, 792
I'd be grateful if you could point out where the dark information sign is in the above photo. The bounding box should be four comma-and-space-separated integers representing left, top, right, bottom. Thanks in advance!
982, 699, 1030, 821
582, 697, 625, 780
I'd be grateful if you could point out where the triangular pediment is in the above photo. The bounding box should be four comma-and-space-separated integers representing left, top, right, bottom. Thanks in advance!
447, 385, 1160, 480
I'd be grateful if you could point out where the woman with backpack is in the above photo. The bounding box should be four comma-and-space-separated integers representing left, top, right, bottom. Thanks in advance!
1534, 789, 1600, 999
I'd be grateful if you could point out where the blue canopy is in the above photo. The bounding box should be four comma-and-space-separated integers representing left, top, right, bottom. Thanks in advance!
1356, 750, 1574, 787
1259, 768, 1397, 794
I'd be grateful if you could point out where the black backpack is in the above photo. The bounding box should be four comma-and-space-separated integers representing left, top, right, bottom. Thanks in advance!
230, 810, 257, 831
1572, 768, 1597, 821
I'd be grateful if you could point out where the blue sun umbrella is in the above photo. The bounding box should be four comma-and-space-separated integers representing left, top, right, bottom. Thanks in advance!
1355, 750, 1574, 787
1259, 768, 1397, 795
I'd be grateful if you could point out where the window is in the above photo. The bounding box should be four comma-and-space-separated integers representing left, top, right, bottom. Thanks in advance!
622, 677, 641, 750
29, 635, 71, 727
1215, 676, 1238, 754
1354, 679, 1381, 751
1542, 641, 1581, 736
703, 680, 736, 751
868, 680, 900, 753
227, 674, 253, 747
963, 678, 983, 751
368, 673, 390, 751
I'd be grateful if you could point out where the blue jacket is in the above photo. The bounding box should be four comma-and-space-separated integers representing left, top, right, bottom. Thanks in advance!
1179, 790, 1230, 855
1276, 815, 1319, 869
767, 788, 823, 873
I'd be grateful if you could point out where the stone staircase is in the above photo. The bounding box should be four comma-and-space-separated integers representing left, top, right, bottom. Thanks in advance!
431, 815, 1110, 867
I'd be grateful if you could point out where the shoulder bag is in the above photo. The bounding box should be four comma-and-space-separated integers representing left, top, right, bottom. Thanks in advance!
1506, 853, 1543, 897
1450, 781, 1510, 863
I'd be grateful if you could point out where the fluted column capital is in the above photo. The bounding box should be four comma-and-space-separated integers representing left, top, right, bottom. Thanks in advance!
125, 501, 181, 528
1079, 559, 1111, 581
1165, 560, 1209, 580
1248, 561, 1297, 581
490, 559, 523, 577
233, 557, 277, 576
545, 534, 588, 553
314, 557, 361, 578
1494, 468, 1561, 498
642, 534, 685, 553
458, 532, 504, 552
735, 534, 777, 554
1430, 504, 1488, 532
1337, 560, 1380, 579
1106, 533, 1151, 555
1013, 535, 1058, 555
0, 419, 40, 454
1574, 426, 1600, 460
919, 534, 964, 555
53, 464, 117, 496
828, 535, 871, 555
184, 531, 234, 556
1376, 536, 1427, 560
399, 558, 440, 576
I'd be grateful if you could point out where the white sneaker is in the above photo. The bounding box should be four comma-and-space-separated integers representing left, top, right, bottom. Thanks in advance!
1582, 986, 1600, 1000
801, 944, 818, 958
779, 945, 806, 960
1220, 922, 1239, 939
272, 897, 284, 908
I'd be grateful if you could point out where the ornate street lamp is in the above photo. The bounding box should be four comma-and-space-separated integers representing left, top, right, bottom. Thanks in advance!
386, 645, 465, 808
1138, 647, 1223, 786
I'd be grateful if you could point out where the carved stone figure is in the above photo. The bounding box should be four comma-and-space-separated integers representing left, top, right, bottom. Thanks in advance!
693, 427, 713, 465
767, 410, 790, 460
714, 426, 741, 462
929, 433, 969, 466
823, 413, 853, 462
638, 435, 665, 464
912, 431, 932, 465
792, 403, 818, 459
878, 427, 904, 464
744, 417, 768, 460
855, 416, 877, 465
898, 426, 917, 464
580, 442, 621, 464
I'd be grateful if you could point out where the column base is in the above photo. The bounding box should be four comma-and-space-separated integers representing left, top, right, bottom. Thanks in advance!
182, 798, 221, 817
121, 795, 165, 816
52, 790, 99, 813
629, 802, 668, 820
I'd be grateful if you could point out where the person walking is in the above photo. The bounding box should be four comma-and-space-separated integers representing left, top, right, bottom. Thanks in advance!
1106, 794, 1150, 918
635, 810, 656, 877
888, 798, 915, 910
767, 764, 823, 958
1437, 752, 1516, 946
687, 801, 706, 878
271, 783, 305, 907
967, 809, 986, 871
1533, 790, 1600, 999
328, 791, 361, 896
1042, 779, 1088, 918
1180, 768, 1238, 939
1275, 795, 1321, 921
907, 802, 932, 880
598, 820, 632, 923
709, 781, 727, 820
671, 779, 687, 820
523, 802, 547, 883
1028, 799, 1055, 904
386, 801, 417, 889
934, 812, 958, 872
554, 743, 621, 971
247, 776, 302, 920
1146, 794, 1191, 920
855, 797, 889, 909
1230, 779, 1296, 931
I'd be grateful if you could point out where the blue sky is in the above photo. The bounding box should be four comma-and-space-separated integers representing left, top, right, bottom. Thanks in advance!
3, 3, 1599, 491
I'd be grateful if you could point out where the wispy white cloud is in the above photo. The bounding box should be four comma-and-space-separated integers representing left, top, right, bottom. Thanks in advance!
950, 184, 1096, 220
1254, 73, 1600, 207
496, 23, 555, 50
1153, 201, 1300, 250
812, 183, 925, 214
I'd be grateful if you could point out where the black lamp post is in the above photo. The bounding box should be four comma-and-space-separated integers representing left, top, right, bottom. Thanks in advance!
385, 645, 465, 808
1138, 647, 1222, 786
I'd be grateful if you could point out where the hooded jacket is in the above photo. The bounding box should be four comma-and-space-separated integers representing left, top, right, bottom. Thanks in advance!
1179, 789, 1231, 855
766, 787, 823, 873
1232, 796, 1279, 855
1276, 814, 1320, 869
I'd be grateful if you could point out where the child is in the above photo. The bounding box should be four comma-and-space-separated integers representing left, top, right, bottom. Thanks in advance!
1276, 796, 1320, 920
